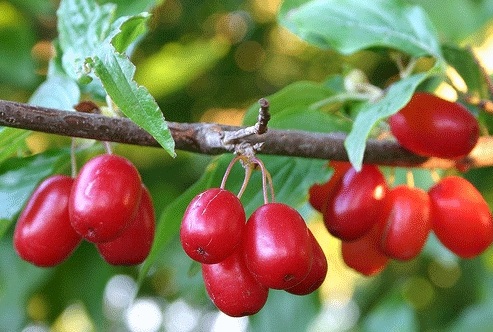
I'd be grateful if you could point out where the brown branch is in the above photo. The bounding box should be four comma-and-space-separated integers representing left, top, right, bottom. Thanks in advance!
0, 99, 492, 169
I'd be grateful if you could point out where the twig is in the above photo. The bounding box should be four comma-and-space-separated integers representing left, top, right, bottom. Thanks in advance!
1, 99, 493, 169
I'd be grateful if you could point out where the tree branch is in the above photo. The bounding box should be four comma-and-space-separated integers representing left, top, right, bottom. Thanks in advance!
0, 99, 492, 169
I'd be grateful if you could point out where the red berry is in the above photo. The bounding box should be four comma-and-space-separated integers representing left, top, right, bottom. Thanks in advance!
309, 161, 351, 212
341, 226, 388, 276
69, 154, 142, 243
323, 165, 387, 241
243, 203, 313, 290
286, 229, 327, 295
202, 249, 268, 317
180, 188, 245, 264
389, 92, 479, 159
429, 176, 493, 258
96, 186, 155, 265
377, 185, 431, 260
14, 175, 81, 267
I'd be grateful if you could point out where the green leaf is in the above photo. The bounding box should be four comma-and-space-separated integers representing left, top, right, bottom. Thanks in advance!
88, 47, 176, 157
0, 239, 52, 331
0, 149, 71, 238
101, 0, 161, 17
29, 75, 80, 111
279, 0, 443, 59
442, 45, 491, 99
138, 160, 217, 284
56, 0, 175, 156
344, 72, 430, 170
109, 12, 151, 53
0, 127, 30, 163
57, 0, 115, 80
408, 0, 493, 44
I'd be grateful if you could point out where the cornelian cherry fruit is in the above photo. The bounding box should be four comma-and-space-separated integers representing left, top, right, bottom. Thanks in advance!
70, 154, 142, 243
341, 225, 388, 276
243, 203, 313, 290
323, 165, 387, 241
429, 176, 493, 258
180, 188, 246, 264
202, 248, 269, 317
14, 175, 81, 267
389, 92, 479, 159
96, 186, 155, 265
286, 229, 327, 295
309, 161, 351, 212
377, 185, 431, 261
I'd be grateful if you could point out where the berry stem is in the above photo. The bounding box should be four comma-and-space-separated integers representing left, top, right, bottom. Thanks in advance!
70, 138, 77, 178
430, 169, 441, 183
388, 167, 396, 187
406, 170, 415, 188
103, 141, 113, 155
220, 155, 243, 190
251, 156, 275, 204
237, 164, 253, 199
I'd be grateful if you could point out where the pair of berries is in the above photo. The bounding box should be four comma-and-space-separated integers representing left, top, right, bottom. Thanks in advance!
310, 162, 493, 276
14, 154, 155, 267
180, 160, 328, 317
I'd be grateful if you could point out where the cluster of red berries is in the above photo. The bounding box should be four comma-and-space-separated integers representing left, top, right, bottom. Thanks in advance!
14, 154, 155, 267
180, 157, 328, 317
309, 91, 490, 276
310, 163, 493, 275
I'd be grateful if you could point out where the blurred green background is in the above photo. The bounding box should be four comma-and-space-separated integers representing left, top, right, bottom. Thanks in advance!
3, 0, 493, 331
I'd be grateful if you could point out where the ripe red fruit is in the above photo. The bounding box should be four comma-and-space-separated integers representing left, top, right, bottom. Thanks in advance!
341, 226, 388, 276
309, 161, 351, 212
243, 203, 313, 290
202, 249, 269, 317
377, 185, 431, 260
323, 165, 387, 241
429, 176, 493, 258
286, 229, 327, 295
69, 154, 142, 243
389, 92, 479, 159
180, 188, 246, 264
96, 186, 155, 265
14, 175, 81, 267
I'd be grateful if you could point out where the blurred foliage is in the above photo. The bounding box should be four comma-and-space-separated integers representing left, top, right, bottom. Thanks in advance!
2, 0, 493, 331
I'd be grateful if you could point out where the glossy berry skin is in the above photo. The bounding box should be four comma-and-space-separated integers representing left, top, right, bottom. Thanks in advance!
309, 161, 351, 213
70, 154, 142, 243
97, 186, 155, 265
14, 175, 81, 267
389, 92, 479, 159
286, 229, 327, 295
377, 185, 431, 260
429, 176, 493, 258
180, 188, 246, 264
341, 226, 388, 276
243, 203, 313, 290
202, 249, 268, 317
323, 165, 387, 241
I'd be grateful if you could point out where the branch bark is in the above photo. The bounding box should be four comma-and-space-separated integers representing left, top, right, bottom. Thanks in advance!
0, 99, 492, 169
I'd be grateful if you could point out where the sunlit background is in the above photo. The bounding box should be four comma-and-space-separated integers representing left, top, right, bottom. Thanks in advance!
2, 0, 493, 331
